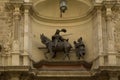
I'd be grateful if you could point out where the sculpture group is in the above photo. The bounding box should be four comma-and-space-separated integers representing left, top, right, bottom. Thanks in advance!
40, 29, 86, 60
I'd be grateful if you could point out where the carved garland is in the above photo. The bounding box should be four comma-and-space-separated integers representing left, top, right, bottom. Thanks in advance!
0, 4, 14, 54
112, 10, 120, 53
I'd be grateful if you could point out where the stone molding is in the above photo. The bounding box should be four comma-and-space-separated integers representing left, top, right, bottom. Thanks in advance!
30, 7, 95, 26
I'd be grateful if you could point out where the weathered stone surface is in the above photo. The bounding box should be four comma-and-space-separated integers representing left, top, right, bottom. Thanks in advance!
0, 0, 119, 80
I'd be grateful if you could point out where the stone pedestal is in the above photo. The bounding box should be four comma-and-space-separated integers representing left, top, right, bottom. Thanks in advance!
11, 53, 20, 66
12, 40, 20, 66
23, 54, 29, 66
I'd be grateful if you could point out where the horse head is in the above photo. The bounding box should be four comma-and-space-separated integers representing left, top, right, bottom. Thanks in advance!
40, 34, 51, 45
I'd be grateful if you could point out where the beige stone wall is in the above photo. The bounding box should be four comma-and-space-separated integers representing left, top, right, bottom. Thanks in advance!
30, 16, 94, 62
0, 0, 119, 80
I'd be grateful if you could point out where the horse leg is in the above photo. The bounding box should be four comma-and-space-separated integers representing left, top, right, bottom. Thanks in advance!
78, 54, 80, 59
76, 51, 80, 59
48, 44, 54, 59
67, 53, 70, 60
44, 52, 48, 59
63, 49, 70, 60
44, 48, 51, 59
81, 52, 85, 59
46, 49, 49, 53
52, 52, 56, 58
76, 52, 79, 59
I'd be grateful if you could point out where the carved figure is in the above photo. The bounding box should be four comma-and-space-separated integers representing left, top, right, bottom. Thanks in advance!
52, 29, 66, 47
40, 32, 72, 60
74, 37, 85, 59
12, 40, 19, 52
3, 41, 11, 53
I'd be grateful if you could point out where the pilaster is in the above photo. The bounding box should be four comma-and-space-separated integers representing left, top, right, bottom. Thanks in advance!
96, 6, 104, 66
23, 2, 32, 66
105, 3, 117, 66
10, 3, 22, 66
92, 5, 105, 70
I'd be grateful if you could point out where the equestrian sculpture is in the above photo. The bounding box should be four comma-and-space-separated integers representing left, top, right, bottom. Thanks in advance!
40, 29, 72, 60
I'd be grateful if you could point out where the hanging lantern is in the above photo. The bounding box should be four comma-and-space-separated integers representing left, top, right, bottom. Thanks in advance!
60, 0, 67, 17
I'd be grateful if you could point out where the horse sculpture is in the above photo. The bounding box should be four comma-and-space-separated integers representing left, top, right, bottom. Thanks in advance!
40, 34, 72, 60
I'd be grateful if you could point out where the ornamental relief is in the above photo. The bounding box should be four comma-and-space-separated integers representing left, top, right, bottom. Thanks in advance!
112, 10, 120, 53
0, 11, 13, 54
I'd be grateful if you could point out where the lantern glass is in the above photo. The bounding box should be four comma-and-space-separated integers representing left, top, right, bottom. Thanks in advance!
60, 0, 67, 7
60, 0, 67, 13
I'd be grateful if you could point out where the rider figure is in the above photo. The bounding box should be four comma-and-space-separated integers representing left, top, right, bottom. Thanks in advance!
52, 29, 66, 47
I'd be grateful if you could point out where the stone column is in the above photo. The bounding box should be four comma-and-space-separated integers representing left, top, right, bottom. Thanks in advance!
23, 3, 31, 66
11, 4, 21, 66
96, 7, 104, 66
105, 5, 117, 65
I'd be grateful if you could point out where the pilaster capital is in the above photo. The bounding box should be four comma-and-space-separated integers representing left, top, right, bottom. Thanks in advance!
95, 6, 103, 11
6, 0, 23, 10
23, 2, 32, 13
103, 0, 115, 16
5, 2, 23, 20
9, 0, 23, 4
103, 0, 117, 6
24, 2, 32, 9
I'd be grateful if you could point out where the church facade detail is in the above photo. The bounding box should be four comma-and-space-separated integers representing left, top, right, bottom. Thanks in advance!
0, 0, 120, 80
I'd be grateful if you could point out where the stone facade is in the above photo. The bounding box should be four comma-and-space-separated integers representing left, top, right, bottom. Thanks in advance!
0, 0, 119, 80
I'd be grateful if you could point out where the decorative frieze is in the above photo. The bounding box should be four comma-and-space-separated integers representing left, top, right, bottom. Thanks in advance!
0, 3, 13, 54
111, 9, 120, 53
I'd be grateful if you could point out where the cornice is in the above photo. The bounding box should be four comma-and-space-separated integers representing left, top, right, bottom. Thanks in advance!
33, 0, 92, 7
29, 0, 95, 26
0, 66, 30, 71
35, 71, 92, 77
